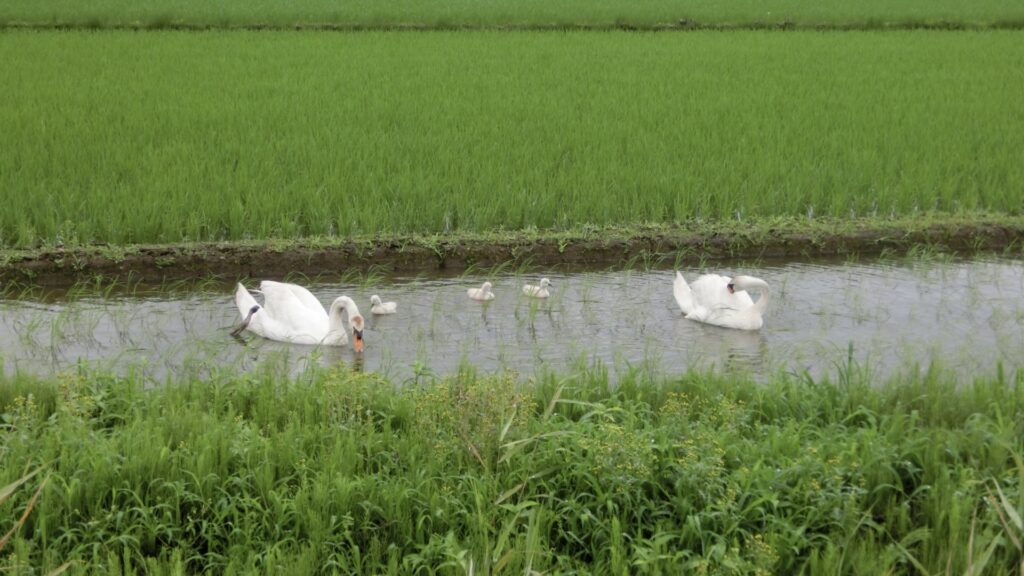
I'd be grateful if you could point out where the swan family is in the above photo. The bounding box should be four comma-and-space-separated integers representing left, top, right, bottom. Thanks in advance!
233, 272, 771, 348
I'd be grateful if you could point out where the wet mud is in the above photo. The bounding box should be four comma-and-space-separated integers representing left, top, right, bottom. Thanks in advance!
1, 218, 1021, 286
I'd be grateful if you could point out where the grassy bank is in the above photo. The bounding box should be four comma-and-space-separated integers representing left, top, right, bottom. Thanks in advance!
2, 361, 1023, 573
3, 215, 1024, 286
2, 0, 1023, 29
1, 30, 1023, 250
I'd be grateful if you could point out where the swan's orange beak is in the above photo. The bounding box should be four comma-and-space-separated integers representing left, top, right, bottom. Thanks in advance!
353, 329, 364, 353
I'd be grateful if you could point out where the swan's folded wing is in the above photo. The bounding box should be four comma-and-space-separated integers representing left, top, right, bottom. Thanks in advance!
673, 272, 695, 315
688, 274, 752, 307
259, 281, 329, 335
260, 281, 326, 317
234, 283, 259, 319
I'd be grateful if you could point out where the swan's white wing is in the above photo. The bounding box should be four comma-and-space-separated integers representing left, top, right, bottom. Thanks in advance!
260, 281, 326, 318
235, 283, 259, 319
688, 274, 729, 308
258, 281, 329, 337
678, 273, 759, 329
690, 274, 755, 310
673, 272, 695, 315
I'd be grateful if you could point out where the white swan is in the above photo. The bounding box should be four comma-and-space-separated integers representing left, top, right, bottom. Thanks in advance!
673, 272, 770, 331
522, 278, 552, 298
232, 281, 365, 351
467, 281, 495, 301
370, 294, 397, 315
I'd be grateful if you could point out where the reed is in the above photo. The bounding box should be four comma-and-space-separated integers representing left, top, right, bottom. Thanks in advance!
1, 361, 1022, 573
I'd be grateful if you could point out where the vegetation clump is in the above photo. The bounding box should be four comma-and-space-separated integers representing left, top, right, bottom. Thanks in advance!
2, 362, 1023, 573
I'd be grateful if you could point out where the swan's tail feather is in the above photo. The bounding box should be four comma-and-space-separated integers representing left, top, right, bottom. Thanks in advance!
234, 283, 259, 319
673, 271, 695, 315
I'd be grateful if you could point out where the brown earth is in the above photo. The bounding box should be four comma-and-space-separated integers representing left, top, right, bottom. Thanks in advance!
1, 218, 1021, 286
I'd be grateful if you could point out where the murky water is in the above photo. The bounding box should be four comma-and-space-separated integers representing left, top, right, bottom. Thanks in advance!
1, 256, 1022, 383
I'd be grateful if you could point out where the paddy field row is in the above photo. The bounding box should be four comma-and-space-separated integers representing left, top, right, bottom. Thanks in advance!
2, 0, 1023, 29
2, 30, 1023, 250
2, 362, 1023, 573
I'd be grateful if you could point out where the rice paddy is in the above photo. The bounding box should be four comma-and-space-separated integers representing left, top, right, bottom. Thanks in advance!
2, 0, 1023, 29
1, 30, 1023, 249
2, 0, 1022, 570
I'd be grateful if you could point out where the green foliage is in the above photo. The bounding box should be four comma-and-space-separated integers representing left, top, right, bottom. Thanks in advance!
411, 370, 534, 472
2, 362, 1023, 573
1, 0, 1023, 28
1, 31, 1023, 248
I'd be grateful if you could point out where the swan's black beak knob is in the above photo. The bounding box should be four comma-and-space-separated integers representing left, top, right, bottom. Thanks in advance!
727, 283, 735, 294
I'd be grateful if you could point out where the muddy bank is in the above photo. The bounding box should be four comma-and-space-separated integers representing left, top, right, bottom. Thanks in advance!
1, 216, 1021, 286
7, 20, 1023, 32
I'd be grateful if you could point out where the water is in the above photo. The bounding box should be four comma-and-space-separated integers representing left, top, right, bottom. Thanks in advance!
1, 256, 1022, 383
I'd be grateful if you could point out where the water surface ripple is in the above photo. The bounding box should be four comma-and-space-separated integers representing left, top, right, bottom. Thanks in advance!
1, 257, 1022, 382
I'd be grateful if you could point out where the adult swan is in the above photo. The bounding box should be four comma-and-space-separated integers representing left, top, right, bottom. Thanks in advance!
231, 281, 365, 351
673, 272, 770, 331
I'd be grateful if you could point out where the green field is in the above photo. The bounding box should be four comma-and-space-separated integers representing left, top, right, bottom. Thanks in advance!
2, 362, 1023, 573
4, 1, 1024, 572
2, 0, 1024, 29
1, 30, 1022, 249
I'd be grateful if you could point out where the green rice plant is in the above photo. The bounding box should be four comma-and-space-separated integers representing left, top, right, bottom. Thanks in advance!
1, 0, 1023, 29
1, 31, 1023, 249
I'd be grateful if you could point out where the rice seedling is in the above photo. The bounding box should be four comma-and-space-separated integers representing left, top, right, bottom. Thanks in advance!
1, 0, 1023, 29
1, 31, 1022, 249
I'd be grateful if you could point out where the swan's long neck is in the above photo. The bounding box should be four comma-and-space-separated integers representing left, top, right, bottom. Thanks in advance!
749, 280, 771, 315
333, 298, 365, 352
328, 298, 351, 331
346, 302, 363, 325
329, 297, 364, 328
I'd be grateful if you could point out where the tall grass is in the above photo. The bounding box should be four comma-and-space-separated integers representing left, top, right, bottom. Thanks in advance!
1, 30, 1022, 250
1, 0, 1023, 29
1, 361, 1023, 573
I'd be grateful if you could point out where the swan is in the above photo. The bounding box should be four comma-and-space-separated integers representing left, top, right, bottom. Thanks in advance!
370, 294, 397, 314
231, 281, 365, 351
467, 281, 495, 301
522, 278, 552, 298
673, 272, 770, 331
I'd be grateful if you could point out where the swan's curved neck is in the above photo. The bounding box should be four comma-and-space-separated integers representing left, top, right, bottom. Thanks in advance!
749, 281, 771, 315
328, 299, 350, 330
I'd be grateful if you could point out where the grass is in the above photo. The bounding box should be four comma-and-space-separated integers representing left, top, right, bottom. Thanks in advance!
1, 360, 1023, 573
2, 0, 1024, 29
1, 30, 1022, 250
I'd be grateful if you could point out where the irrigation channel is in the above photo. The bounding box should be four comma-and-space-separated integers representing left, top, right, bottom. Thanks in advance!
1, 255, 1022, 382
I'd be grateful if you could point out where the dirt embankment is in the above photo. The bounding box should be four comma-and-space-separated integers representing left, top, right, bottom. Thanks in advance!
1, 218, 1021, 286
